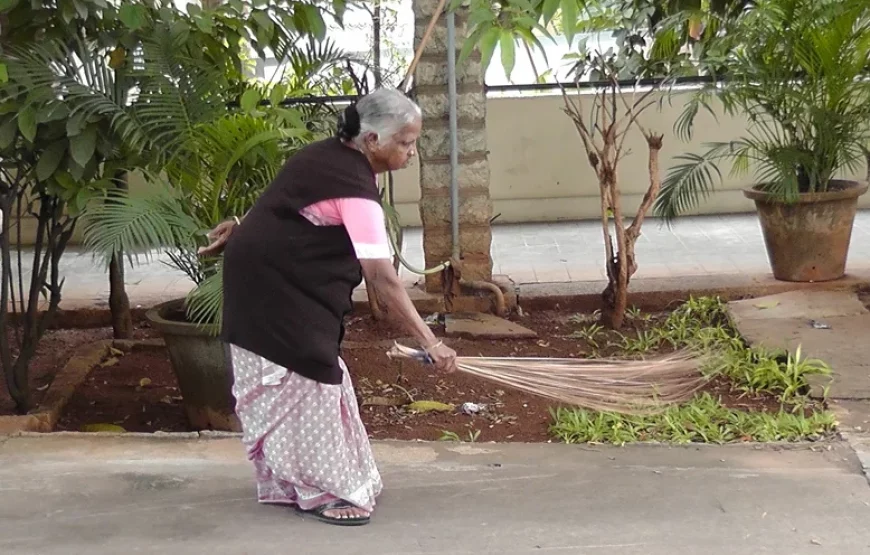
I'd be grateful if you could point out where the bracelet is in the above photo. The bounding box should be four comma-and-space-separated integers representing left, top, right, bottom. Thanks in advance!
423, 340, 443, 352
233, 216, 241, 225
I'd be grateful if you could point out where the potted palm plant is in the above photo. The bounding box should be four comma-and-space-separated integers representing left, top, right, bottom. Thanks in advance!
655, 0, 870, 282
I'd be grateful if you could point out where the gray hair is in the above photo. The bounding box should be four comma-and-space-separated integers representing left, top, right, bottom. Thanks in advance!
338, 88, 421, 147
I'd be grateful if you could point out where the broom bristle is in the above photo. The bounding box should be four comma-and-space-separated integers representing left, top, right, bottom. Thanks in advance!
387, 343, 708, 415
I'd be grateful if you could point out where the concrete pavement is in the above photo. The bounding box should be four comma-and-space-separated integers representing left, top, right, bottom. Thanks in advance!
1, 434, 869, 554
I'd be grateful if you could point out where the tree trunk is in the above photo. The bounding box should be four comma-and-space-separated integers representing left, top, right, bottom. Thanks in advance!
108, 172, 133, 339
373, 0, 382, 87
600, 259, 629, 330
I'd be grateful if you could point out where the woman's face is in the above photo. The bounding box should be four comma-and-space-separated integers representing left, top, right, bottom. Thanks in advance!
365, 117, 422, 172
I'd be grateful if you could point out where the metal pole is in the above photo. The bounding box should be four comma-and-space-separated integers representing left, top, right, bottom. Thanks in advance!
446, 9, 460, 261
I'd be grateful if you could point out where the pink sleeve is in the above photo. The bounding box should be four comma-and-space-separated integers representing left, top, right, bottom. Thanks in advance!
334, 198, 392, 260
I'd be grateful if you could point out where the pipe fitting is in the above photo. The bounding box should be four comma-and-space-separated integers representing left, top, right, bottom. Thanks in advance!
459, 278, 507, 317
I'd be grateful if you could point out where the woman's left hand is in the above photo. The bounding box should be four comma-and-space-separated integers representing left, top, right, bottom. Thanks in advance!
198, 219, 237, 257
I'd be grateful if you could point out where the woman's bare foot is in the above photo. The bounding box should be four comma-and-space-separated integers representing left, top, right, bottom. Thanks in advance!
322, 505, 370, 520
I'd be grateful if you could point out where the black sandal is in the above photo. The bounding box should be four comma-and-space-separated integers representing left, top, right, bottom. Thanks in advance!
295, 500, 371, 526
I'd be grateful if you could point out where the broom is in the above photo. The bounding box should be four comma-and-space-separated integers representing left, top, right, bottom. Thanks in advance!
386, 343, 709, 415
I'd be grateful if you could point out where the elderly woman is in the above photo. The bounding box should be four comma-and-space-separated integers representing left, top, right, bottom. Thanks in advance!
199, 88, 458, 526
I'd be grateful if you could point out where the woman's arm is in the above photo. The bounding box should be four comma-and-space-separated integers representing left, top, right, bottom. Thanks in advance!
360, 258, 456, 372
336, 198, 457, 373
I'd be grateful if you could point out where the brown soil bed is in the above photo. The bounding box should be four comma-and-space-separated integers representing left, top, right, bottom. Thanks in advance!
0, 324, 159, 416
55, 311, 791, 441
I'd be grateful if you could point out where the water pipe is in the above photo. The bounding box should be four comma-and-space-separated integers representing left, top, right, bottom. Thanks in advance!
446, 10, 460, 261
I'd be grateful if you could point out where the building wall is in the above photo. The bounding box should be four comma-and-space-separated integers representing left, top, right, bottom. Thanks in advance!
11, 89, 870, 244
389, 89, 870, 226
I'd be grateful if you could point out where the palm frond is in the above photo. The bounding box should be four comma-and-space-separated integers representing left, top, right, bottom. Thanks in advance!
654, 142, 739, 224
3, 39, 150, 152
80, 183, 201, 267
185, 264, 224, 331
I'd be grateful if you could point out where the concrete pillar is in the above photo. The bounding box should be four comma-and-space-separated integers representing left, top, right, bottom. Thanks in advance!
412, 0, 493, 293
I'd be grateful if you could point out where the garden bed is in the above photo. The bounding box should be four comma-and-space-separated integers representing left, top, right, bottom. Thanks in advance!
0, 325, 159, 417
53, 299, 836, 443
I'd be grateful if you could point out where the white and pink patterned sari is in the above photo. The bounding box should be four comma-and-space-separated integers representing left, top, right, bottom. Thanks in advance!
228, 197, 392, 513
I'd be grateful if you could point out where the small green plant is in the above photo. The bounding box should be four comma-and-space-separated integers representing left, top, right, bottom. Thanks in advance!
568, 310, 602, 326
571, 323, 605, 349
618, 330, 661, 354
549, 394, 836, 446
709, 344, 832, 405
554, 296, 835, 444
439, 429, 481, 443
626, 306, 652, 322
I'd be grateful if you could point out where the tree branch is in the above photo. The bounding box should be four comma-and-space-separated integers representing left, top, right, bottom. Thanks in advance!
626, 134, 665, 242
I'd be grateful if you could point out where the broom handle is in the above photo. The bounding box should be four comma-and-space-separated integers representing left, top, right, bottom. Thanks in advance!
388, 343, 434, 364
399, 0, 450, 93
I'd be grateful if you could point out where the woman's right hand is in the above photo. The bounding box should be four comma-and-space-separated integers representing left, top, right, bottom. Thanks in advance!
425, 341, 458, 374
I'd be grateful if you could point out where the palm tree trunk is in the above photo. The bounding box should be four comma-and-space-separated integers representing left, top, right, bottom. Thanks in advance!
108, 172, 133, 339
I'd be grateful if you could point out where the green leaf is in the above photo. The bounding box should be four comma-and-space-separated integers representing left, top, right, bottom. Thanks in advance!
0, 63, 7, 84
269, 84, 286, 108
18, 106, 36, 142
251, 10, 275, 41
542, 0, 561, 25
561, 0, 579, 46
479, 26, 501, 73
69, 186, 95, 217
0, 0, 21, 12
458, 24, 486, 68
67, 112, 87, 137
72, 0, 88, 19
36, 141, 66, 181
70, 125, 97, 167
37, 102, 70, 124
300, 4, 327, 41
240, 89, 261, 113
194, 15, 214, 33
500, 31, 517, 80
119, 3, 146, 30
0, 117, 17, 149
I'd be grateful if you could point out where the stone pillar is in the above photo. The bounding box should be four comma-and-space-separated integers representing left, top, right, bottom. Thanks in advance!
412, 0, 493, 293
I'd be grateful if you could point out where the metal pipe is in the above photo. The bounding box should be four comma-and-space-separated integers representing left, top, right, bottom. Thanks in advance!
446, 9, 460, 261
460, 278, 507, 317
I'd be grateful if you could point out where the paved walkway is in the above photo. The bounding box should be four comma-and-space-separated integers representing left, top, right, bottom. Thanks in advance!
10, 211, 870, 310
1, 435, 869, 554
728, 289, 870, 494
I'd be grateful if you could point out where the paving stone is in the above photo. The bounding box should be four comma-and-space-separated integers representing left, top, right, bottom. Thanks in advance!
445, 312, 538, 339
729, 292, 870, 400
729, 290, 869, 321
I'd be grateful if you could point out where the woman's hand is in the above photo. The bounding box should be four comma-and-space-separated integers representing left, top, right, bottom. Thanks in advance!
359, 258, 460, 375
424, 341, 458, 374
198, 219, 238, 257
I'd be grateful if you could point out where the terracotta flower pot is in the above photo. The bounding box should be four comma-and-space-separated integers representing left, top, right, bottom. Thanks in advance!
146, 299, 241, 432
743, 180, 868, 282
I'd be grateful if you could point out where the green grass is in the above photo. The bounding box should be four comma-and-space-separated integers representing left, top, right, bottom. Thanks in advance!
550, 297, 837, 445
550, 394, 836, 445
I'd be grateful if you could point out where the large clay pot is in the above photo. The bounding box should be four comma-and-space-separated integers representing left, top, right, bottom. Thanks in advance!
146, 299, 241, 432
743, 180, 868, 282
